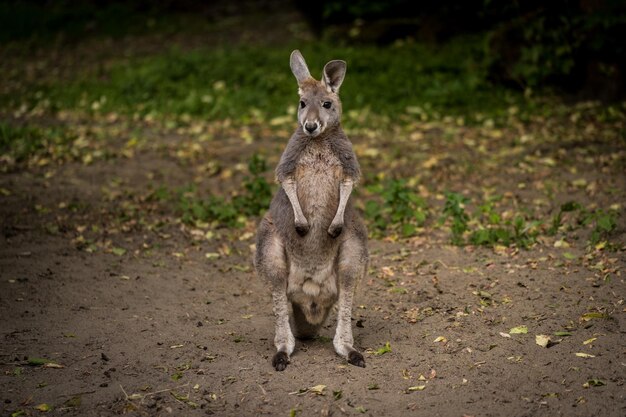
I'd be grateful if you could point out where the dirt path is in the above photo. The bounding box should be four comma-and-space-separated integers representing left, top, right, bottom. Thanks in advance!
1, 109, 625, 417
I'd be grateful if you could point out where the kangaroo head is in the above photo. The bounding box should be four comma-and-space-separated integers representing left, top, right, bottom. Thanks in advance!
290, 50, 346, 138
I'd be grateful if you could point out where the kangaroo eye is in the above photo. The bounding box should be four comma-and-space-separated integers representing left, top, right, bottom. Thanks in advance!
300, 100, 306, 109
322, 101, 332, 109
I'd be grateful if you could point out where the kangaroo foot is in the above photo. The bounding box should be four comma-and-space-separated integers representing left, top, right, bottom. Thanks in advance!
272, 351, 289, 371
348, 350, 365, 368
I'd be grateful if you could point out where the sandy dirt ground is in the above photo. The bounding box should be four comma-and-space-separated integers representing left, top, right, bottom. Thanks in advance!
1, 6, 625, 415
1, 112, 624, 417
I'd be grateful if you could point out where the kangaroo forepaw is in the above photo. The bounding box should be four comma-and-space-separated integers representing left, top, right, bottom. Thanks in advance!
328, 223, 343, 238
295, 222, 309, 237
348, 350, 365, 368
272, 351, 289, 371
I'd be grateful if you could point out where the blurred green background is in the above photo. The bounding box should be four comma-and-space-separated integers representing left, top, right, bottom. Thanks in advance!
2, 0, 625, 126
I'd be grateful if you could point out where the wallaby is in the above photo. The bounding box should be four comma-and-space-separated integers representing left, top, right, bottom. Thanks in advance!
255, 50, 368, 371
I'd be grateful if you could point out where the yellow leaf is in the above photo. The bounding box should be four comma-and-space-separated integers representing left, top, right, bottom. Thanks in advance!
554, 239, 570, 248
361, 147, 381, 157
407, 385, 426, 391
34, 403, 51, 412
308, 385, 326, 395
493, 245, 507, 254
509, 325, 528, 334
535, 334, 551, 348
433, 336, 447, 343
582, 338, 597, 345
269, 115, 291, 126
371, 342, 391, 355
380, 266, 394, 278
42, 362, 64, 368
575, 352, 595, 358
580, 312, 608, 321
422, 156, 439, 169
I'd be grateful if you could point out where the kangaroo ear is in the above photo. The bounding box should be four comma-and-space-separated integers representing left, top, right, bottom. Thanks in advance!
290, 50, 311, 85
322, 60, 346, 93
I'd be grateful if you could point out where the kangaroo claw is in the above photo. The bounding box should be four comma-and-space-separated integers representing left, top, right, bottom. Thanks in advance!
348, 350, 365, 368
272, 351, 289, 371
328, 223, 343, 238
295, 223, 309, 236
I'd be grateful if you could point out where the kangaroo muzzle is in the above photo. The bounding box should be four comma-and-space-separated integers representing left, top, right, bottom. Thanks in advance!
303, 120, 320, 135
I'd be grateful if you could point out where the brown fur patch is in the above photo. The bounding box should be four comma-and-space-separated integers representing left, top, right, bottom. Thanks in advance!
299, 78, 321, 91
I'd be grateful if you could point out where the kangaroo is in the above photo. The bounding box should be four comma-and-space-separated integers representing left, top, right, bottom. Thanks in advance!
255, 50, 368, 371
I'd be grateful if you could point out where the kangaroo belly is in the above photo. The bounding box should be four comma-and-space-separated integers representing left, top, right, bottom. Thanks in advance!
287, 259, 338, 324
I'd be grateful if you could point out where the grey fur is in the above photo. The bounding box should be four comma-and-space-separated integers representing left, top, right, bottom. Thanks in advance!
255, 50, 368, 371
290, 50, 312, 84
322, 60, 347, 93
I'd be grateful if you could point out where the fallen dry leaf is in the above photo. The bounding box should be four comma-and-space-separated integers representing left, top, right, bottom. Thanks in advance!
308, 385, 326, 395
34, 403, 52, 412
509, 325, 528, 334
535, 334, 551, 348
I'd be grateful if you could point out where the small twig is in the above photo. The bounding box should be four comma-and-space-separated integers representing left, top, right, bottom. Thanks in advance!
170, 395, 186, 406
119, 384, 130, 401
119, 383, 191, 403
257, 384, 267, 396
433, 259, 452, 269
143, 383, 190, 399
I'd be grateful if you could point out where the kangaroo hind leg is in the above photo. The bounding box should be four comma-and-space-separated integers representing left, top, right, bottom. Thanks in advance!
255, 217, 294, 371
333, 235, 368, 367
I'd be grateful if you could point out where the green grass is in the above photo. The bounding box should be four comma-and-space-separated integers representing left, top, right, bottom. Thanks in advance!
0, 122, 75, 163
2, 26, 622, 250
5, 36, 526, 126
173, 154, 273, 228
365, 179, 428, 238
0, 123, 46, 162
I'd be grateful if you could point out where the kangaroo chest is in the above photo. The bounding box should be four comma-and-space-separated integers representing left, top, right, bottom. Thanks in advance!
294, 140, 342, 218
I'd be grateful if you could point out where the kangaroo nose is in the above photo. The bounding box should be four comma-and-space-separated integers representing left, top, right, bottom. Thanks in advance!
305, 122, 318, 133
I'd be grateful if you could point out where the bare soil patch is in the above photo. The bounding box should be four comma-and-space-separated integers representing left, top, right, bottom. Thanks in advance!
1, 112, 624, 416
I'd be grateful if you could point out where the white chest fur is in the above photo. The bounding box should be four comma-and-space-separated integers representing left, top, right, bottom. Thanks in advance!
295, 140, 342, 219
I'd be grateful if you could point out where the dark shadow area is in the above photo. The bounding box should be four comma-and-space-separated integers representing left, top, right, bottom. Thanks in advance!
2, 0, 625, 99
